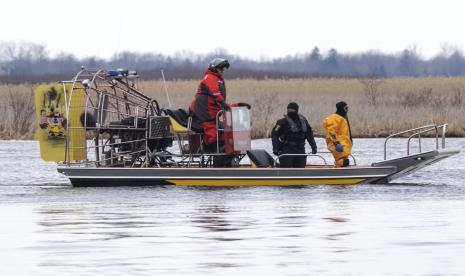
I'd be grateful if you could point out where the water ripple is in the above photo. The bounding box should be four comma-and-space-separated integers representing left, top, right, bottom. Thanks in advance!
1, 139, 465, 275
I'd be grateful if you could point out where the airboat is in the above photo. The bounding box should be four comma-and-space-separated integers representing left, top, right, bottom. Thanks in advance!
35, 68, 459, 187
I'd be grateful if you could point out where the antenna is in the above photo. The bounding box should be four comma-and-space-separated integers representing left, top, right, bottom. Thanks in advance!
161, 69, 172, 107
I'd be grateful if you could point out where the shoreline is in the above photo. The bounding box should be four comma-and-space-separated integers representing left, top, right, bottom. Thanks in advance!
1, 77, 465, 139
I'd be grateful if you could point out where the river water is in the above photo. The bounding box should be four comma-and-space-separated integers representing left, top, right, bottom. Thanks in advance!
0, 138, 464, 275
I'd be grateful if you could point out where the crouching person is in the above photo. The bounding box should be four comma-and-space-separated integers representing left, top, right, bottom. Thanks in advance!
272, 102, 317, 168
322, 101, 353, 167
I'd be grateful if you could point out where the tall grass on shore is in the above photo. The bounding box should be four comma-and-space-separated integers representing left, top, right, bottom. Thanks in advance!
140, 77, 465, 138
0, 84, 35, 139
1, 77, 464, 139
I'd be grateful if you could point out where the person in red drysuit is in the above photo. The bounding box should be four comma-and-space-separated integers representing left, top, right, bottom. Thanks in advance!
189, 58, 250, 165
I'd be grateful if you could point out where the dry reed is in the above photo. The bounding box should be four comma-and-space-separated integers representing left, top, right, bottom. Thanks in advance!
0, 84, 36, 139
140, 77, 465, 138
1, 77, 464, 139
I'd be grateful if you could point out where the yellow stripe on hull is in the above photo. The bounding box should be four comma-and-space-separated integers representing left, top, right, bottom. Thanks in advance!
168, 178, 367, 186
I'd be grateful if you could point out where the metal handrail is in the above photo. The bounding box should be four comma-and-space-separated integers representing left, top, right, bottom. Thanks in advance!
406, 126, 436, 155
215, 110, 225, 153
384, 124, 448, 160
274, 152, 357, 167
274, 153, 327, 167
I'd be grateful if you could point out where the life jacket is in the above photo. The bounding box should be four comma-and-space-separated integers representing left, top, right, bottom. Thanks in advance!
283, 114, 307, 146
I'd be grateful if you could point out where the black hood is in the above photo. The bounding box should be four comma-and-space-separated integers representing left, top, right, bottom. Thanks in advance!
287, 102, 299, 113
335, 101, 352, 142
287, 102, 299, 120
336, 101, 347, 118
287, 111, 299, 120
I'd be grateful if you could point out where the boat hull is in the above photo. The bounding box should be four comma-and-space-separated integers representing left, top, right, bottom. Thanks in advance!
58, 166, 397, 187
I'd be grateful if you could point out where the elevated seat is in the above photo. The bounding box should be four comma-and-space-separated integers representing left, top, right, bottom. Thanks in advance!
165, 108, 203, 133
247, 150, 275, 168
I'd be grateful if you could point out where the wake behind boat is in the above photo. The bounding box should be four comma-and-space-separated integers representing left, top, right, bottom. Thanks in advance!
35, 68, 459, 187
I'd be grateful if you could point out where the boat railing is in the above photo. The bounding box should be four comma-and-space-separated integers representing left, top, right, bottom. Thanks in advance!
216, 110, 225, 153
274, 152, 357, 167
383, 124, 448, 160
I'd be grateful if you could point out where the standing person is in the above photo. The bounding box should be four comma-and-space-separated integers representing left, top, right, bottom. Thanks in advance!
322, 101, 353, 167
271, 102, 317, 168
189, 58, 250, 166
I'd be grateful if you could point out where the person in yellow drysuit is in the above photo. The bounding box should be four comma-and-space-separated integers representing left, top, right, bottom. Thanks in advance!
322, 101, 353, 167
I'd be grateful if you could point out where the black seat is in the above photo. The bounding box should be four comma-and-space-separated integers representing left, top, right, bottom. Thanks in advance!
165, 108, 203, 133
247, 150, 275, 168
104, 117, 146, 135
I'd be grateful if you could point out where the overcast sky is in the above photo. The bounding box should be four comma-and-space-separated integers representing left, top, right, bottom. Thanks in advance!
1, 0, 464, 59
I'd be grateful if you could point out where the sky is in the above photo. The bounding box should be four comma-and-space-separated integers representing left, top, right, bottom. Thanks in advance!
1, 0, 464, 60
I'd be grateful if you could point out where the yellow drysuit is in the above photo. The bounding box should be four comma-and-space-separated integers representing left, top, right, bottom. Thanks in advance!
322, 113, 352, 167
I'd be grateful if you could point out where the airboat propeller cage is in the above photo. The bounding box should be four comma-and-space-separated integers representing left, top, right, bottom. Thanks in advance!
62, 68, 160, 166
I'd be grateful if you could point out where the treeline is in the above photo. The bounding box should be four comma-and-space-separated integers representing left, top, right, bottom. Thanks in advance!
1, 41, 465, 83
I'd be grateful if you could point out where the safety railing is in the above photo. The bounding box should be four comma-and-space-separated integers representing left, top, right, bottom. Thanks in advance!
186, 115, 204, 167
383, 124, 447, 160
216, 110, 225, 153
274, 152, 357, 167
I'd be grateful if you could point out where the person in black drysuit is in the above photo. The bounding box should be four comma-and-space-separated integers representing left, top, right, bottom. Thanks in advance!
271, 102, 317, 168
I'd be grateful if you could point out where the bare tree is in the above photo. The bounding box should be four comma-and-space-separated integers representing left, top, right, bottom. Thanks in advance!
6, 84, 36, 137
2, 41, 465, 83
359, 76, 384, 106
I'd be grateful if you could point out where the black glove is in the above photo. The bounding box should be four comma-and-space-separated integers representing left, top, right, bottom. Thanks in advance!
221, 102, 231, 111
273, 149, 282, 156
312, 147, 317, 154
237, 102, 251, 109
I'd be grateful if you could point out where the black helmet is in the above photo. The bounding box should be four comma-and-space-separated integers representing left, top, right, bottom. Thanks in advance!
208, 58, 230, 71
